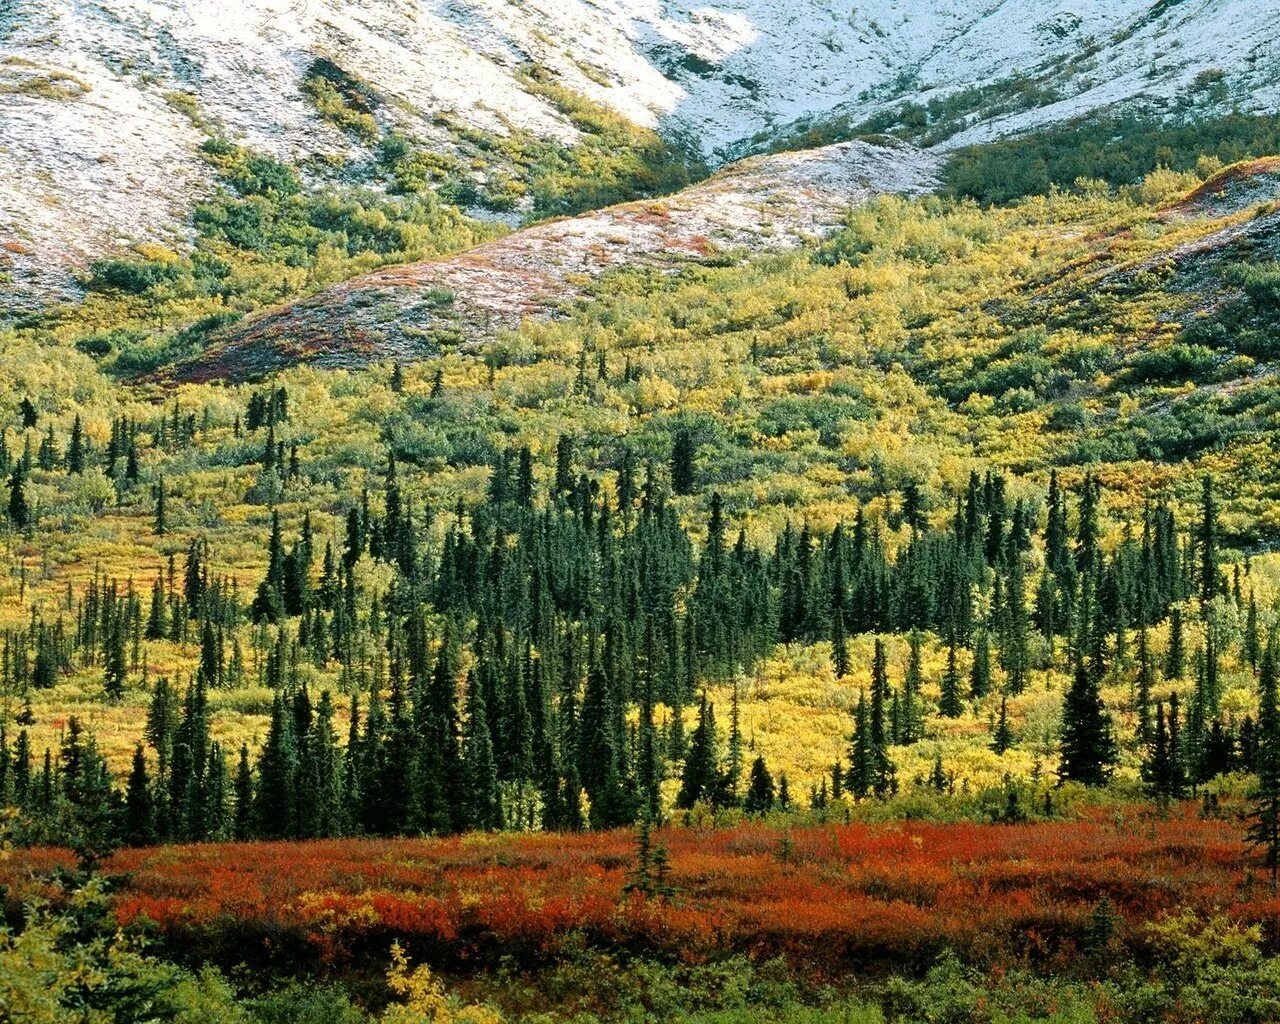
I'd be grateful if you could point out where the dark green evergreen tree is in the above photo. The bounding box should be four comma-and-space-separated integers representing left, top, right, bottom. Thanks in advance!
37, 425, 58, 471
154, 475, 167, 536
306, 690, 344, 837
1135, 624, 1154, 743
1198, 474, 1219, 606
677, 694, 721, 810
1058, 660, 1117, 787
254, 694, 298, 839
671, 428, 696, 496
252, 510, 287, 622
1141, 696, 1187, 808
1248, 644, 1280, 894
991, 695, 1014, 755
867, 639, 895, 797
1245, 593, 1261, 675
123, 742, 155, 846
8, 464, 30, 530
67, 415, 86, 474
103, 615, 127, 700
743, 754, 775, 814
233, 743, 254, 840
57, 717, 119, 869
578, 656, 633, 827
845, 688, 870, 800
969, 629, 991, 700
554, 435, 576, 496
939, 637, 964, 718
1166, 606, 1185, 680
462, 670, 502, 831
901, 629, 923, 744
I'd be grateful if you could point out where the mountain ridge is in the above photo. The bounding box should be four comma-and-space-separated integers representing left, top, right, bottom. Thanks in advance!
4, 0, 1280, 306
167, 138, 942, 382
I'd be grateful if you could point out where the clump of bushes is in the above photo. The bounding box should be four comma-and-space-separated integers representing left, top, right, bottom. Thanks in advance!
944, 110, 1280, 205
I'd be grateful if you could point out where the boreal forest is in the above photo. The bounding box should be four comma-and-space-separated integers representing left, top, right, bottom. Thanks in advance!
6, 2, 1280, 1022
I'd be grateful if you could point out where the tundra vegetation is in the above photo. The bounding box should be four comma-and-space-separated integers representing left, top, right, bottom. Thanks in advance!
5, 103, 1280, 1022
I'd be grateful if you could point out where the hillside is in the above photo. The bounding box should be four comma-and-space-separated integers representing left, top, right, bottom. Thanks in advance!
10, 10, 1280, 1022
4, 155, 1280, 792
4, 0, 1280, 304
171, 138, 941, 381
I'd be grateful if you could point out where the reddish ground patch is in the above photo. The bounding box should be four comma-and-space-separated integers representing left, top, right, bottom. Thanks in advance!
4, 806, 1274, 970
1166, 157, 1280, 217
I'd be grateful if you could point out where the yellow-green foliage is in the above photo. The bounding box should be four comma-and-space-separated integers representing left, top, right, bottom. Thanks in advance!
0, 879, 504, 1023
4, 156, 1280, 796
0, 57, 91, 100
302, 59, 380, 145
0, 882, 253, 1023
381, 67, 703, 217
382, 943, 502, 1024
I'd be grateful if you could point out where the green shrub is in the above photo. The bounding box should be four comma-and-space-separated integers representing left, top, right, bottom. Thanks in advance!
302, 58, 379, 145
1234, 263, 1280, 313
944, 111, 1280, 204
1121, 343, 1218, 386
251, 983, 368, 1024
86, 258, 180, 294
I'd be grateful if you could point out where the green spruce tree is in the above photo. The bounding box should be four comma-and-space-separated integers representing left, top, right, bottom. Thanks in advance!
1058, 660, 1117, 787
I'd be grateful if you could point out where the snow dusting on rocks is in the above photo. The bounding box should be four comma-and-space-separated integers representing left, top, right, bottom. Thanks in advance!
3, 0, 1279, 305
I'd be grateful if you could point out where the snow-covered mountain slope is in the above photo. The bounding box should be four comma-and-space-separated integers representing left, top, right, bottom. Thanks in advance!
3, 0, 1279, 304
167, 138, 940, 382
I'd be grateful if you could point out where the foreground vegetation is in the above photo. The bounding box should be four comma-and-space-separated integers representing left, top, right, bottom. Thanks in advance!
6, 804, 1280, 1022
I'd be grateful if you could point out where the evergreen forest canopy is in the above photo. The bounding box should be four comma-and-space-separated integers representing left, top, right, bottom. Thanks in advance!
0, 440, 1256, 847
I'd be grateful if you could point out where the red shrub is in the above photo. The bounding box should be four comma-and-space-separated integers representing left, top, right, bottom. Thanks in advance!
4, 805, 1270, 970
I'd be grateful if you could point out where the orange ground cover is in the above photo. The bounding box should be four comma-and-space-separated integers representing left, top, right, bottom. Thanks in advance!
4, 808, 1277, 970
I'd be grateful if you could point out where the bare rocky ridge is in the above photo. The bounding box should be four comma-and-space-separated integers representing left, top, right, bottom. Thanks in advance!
1049, 161, 1280, 335
4, 0, 1280, 305
1148, 176, 1280, 306
1168, 158, 1280, 222
168, 139, 941, 382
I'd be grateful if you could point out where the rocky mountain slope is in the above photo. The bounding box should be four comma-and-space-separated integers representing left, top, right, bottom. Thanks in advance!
4, 0, 1279, 306
169, 138, 940, 381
